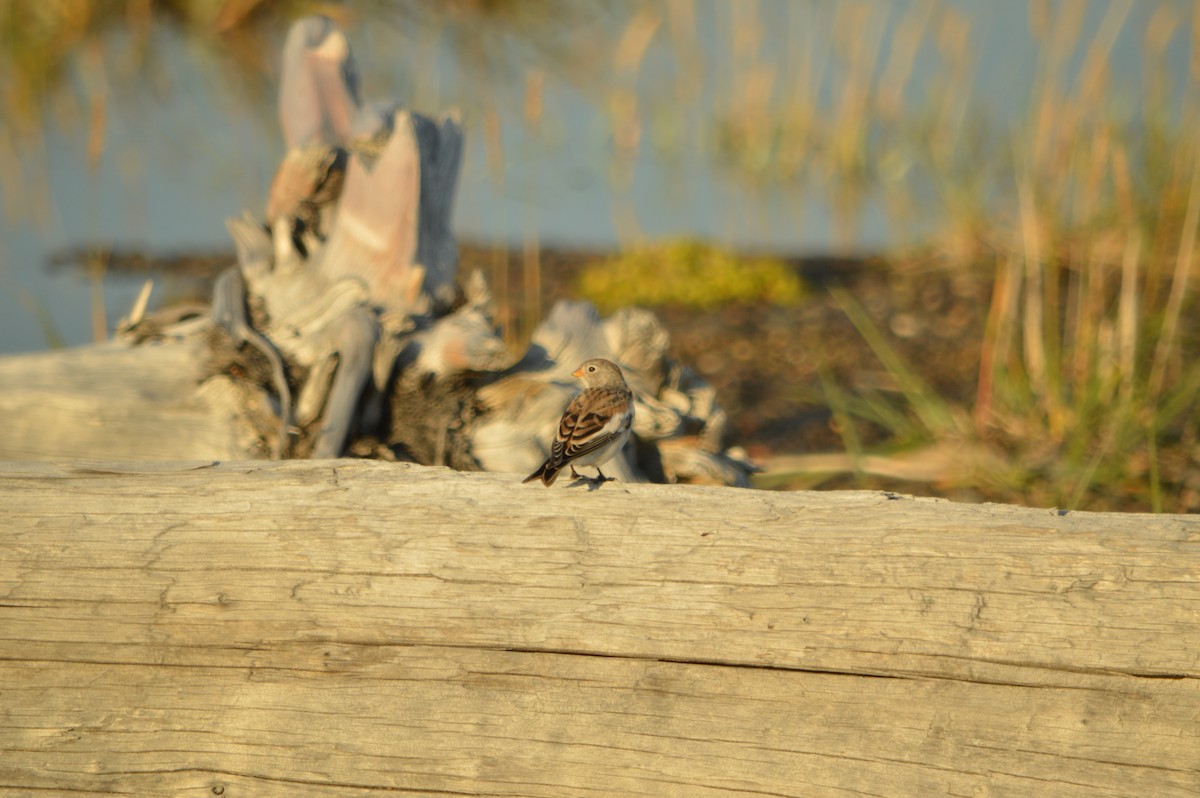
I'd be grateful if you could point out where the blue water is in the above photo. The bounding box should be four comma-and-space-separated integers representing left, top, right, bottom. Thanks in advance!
0, 1, 1191, 354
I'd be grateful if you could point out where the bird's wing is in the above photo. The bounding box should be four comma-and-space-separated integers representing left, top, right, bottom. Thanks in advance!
553, 388, 631, 463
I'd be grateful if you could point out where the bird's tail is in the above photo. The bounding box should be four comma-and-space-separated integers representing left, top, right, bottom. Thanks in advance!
522, 461, 559, 486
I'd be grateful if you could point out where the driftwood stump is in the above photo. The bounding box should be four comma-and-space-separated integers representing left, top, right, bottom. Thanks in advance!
1, 459, 1197, 796
0, 15, 750, 487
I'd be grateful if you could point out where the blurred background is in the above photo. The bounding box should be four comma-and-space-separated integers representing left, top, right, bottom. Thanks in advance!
2, 0, 1198, 511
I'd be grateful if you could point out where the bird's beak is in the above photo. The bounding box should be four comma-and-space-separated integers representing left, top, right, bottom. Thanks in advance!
572, 367, 584, 378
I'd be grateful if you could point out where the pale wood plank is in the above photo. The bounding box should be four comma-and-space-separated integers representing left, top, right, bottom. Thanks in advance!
1, 460, 1197, 796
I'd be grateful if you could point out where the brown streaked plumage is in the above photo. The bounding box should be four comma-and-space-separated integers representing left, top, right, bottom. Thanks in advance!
523, 358, 634, 487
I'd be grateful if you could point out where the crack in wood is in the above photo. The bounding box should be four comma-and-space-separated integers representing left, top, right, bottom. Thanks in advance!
5, 641, 1190, 686
15, 768, 485, 796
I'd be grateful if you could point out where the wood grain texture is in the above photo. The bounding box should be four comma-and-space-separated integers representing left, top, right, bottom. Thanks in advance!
0, 341, 271, 461
2, 460, 1197, 797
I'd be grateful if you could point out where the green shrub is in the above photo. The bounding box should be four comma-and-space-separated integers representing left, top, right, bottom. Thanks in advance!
577, 240, 806, 312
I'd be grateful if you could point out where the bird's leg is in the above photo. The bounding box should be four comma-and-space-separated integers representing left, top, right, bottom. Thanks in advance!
593, 468, 614, 484
570, 466, 583, 480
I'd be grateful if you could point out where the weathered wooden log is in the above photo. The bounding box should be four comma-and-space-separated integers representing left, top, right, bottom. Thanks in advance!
0, 336, 277, 460
2, 459, 1196, 796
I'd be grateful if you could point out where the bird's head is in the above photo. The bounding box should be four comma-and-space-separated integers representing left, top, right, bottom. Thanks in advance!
572, 358, 626, 388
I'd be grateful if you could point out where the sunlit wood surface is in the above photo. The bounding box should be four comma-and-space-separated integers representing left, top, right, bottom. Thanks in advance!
2, 459, 1197, 797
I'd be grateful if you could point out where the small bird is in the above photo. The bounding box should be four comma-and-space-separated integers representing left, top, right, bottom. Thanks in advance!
524, 358, 634, 487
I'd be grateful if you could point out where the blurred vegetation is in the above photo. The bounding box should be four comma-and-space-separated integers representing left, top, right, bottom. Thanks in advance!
577, 240, 805, 311
3, 0, 1199, 512
0, 0, 612, 217
651, 0, 1200, 513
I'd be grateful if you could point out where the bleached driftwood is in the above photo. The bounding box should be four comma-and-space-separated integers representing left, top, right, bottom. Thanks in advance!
474, 301, 751, 484
0, 335, 271, 460
1, 459, 1197, 796
0, 16, 750, 486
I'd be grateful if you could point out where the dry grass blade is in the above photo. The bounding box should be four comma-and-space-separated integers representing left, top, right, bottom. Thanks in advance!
1149, 151, 1200, 400
827, 283, 959, 441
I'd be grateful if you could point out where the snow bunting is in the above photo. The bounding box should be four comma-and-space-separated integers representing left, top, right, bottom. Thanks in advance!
523, 358, 634, 486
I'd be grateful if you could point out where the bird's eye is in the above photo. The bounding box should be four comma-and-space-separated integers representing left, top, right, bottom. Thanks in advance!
588, 366, 596, 372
